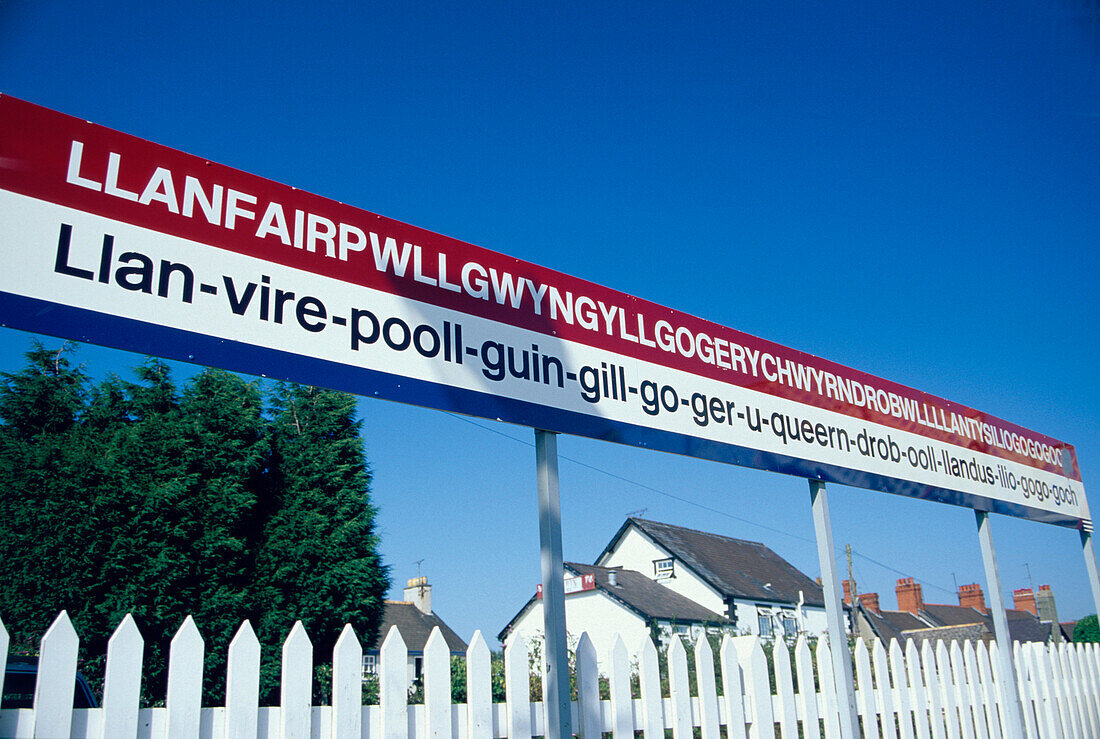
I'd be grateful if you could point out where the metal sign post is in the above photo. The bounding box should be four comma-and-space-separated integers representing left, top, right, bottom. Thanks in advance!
536, 429, 572, 739
1080, 529, 1100, 620
809, 480, 859, 738
975, 510, 1024, 738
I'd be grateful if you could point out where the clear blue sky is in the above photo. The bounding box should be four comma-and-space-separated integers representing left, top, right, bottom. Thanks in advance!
1, 1, 1098, 646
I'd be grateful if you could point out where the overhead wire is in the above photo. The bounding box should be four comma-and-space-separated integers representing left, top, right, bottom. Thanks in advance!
443, 411, 956, 597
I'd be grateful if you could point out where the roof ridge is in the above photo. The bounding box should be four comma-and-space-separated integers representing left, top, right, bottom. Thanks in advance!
631, 517, 765, 547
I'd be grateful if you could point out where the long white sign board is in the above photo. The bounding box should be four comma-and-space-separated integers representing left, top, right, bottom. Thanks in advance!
0, 96, 1088, 528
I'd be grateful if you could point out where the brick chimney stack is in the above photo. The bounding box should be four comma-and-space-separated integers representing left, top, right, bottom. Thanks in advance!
842, 579, 854, 605
858, 592, 881, 614
1013, 587, 1038, 615
896, 577, 924, 614
958, 583, 987, 613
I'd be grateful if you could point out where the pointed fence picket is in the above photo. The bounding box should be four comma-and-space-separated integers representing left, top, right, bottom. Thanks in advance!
666, 635, 693, 739
1080, 642, 1100, 733
694, 635, 721, 739
465, 631, 493, 739
333, 624, 363, 739
502, 632, 529, 739
888, 639, 914, 739
734, 634, 774, 739
1013, 642, 1039, 739
422, 628, 451, 739
973, 643, 1000, 739
987, 643, 1007, 737
960, 641, 985, 739
166, 615, 204, 739
4, 612, 1100, 739
34, 611, 80, 739
637, 632, 664, 739
1055, 642, 1085, 739
1065, 642, 1092, 738
816, 637, 842, 739
921, 640, 948, 739
225, 620, 260, 739
381, 625, 410, 739
1030, 640, 1061, 737
771, 638, 797, 738
721, 635, 749, 739
794, 636, 822, 739
905, 640, 932, 739
873, 639, 898, 739
855, 638, 877, 736
574, 633, 600, 739
606, 636, 633, 739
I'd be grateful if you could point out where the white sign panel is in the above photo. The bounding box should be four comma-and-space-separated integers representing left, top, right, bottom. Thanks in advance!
0, 96, 1087, 528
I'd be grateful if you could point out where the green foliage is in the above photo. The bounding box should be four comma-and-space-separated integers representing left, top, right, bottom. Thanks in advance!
1073, 614, 1100, 643
0, 342, 390, 706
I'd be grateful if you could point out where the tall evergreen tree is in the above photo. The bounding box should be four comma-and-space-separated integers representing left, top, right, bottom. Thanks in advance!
0, 344, 390, 705
254, 383, 389, 702
0, 343, 100, 650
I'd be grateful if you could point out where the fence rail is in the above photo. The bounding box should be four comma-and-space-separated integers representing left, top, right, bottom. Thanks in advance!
1, 611, 1098, 738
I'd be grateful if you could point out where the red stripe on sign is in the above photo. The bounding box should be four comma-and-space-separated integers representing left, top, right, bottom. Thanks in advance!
0, 95, 1077, 479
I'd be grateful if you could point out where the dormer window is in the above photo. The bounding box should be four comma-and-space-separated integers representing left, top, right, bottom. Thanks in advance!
654, 558, 675, 578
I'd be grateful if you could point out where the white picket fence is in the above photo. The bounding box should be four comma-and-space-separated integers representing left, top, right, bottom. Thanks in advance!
1, 612, 1099, 738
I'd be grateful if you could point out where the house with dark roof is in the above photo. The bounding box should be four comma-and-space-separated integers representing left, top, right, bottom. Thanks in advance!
498, 562, 729, 672
595, 518, 834, 639
852, 577, 1065, 647
366, 577, 467, 683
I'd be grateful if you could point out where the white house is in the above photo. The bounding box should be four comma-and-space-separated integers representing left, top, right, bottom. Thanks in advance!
500, 518, 845, 675
498, 562, 728, 672
595, 518, 836, 639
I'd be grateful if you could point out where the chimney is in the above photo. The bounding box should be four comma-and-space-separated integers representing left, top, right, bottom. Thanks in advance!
404, 576, 432, 614
896, 577, 924, 614
608, 570, 618, 587
1013, 587, 1038, 615
958, 583, 987, 613
858, 592, 880, 614
842, 579, 854, 605
1036, 585, 1060, 624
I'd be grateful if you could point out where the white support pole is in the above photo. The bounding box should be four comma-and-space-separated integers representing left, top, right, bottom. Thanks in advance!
975, 509, 1025, 738
1080, 529, 1100, 620
809, 480, 860, 738
536, 429, 572, 739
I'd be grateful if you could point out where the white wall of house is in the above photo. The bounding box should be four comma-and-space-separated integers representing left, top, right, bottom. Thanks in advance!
801, 604, 831, 636
503, 590, 652, 673
729, 599, 831, 638
596, 527, 728, 617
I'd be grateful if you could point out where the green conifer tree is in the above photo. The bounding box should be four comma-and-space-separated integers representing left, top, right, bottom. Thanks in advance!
0, 344, 390, 706
0, 342, 100, 653
253, 383, 389, 703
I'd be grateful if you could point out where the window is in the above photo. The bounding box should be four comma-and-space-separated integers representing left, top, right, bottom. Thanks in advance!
674, 624, 689, 635
654, 558, 675, 578
781, 614, 798, 635
757, 614, 773, 637
362, 654, 377, 678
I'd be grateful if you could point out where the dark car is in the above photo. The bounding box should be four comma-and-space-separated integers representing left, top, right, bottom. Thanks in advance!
2, 657, 97, 709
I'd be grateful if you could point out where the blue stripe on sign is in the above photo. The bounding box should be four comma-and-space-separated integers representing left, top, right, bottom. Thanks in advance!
0, 292, 1081, 529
